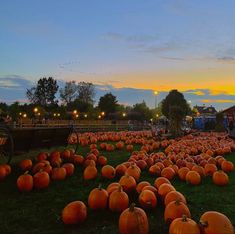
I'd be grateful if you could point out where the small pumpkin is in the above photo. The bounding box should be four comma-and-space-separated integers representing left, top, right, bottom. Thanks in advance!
62, 201, 87, 225
119, 175, 137, 193
164, 200, 191, 223
83, 165, 97, 180
101, 165, 116, 179
17, 171, 33, 192
185, 171, 201, 185
109, 186, 129, 212
33, 171, 50, 189
212, 171, 229, 186
88, 184, 108, 210
138, 190, 157, 209
164, 191, 187, 206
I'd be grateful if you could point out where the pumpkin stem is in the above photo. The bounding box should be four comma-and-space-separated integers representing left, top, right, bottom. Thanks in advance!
182, 215, 187, 222
129, 203, 136, 212
98, 183, 102, 190
118, 185, 123, 192
199, 220, 208, 228
24, 170, 29, 175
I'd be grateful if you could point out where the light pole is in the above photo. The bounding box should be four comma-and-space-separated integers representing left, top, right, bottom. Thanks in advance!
154, 91, 158, 109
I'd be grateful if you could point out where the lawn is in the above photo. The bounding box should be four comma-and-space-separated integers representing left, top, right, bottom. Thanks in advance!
0, 142, 235, 234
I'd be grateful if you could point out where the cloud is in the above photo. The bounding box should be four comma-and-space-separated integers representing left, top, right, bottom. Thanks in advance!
184, 89, 207, 96
0, 75, 33, 89
202, 99, 235, 103
217, 56, 235, 63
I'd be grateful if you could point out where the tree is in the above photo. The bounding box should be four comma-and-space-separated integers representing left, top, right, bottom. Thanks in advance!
161, 90, 190, 118
59, 81, 77, 105
161, 90, 191, 136
132, 101, 152, 121
26, 77, 59, 107
77, 82, 95, 105
215, 112, 226, 132
98, 93, 118, 116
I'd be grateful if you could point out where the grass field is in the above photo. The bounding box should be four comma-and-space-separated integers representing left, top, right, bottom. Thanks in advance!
0, 143, 235, 234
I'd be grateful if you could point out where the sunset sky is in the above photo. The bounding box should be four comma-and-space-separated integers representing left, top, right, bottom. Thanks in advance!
1, 0, 235, 109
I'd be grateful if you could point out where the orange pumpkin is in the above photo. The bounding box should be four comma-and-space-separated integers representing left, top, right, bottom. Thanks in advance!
212, 171, 229, 186
33, 171, 50, 189
51, 167, 67, 180
204, 164, 217, 176
97, 156, 107, 166
119, 175, 137, 193
169, 215, 200, 234
154, 177, 171, 189
164, 191, 187, 206
83, 165, 97, 180
158, 183, 176, 199
199, 211, 234, 234
106, 182, 120, 195
178, 167, 190, 181
139, 190, 157, 209
88, 185, 108, 210
115, 164, 127, 177
136, 181, 151, 194
186, 171, 201, 185
109, 186, 129, 212
125, 165, 141, 181
0, 166, 6, 181
141, 185, 158, 196
19, 159, 33, 171
164, 200, 191, 223
149, 165, 161, 176
62, 163, 74, 177
119, 203, 149, 234
221, 161, 234, 172
17, 172, 33, 192
62, 201, 87, 225
101, 165, 116, 179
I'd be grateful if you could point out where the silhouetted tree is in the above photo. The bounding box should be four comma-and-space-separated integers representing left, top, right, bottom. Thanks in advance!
98, 93, 118, 115
59, 81, 77, 105
77, 82, 95, 105
26, 77, 59, 107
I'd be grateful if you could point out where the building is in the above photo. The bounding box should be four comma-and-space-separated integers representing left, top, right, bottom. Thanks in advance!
222, 105, 235, 122
193, 105, 217, 116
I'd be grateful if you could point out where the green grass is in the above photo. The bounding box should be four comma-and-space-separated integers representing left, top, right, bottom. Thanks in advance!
0, 144, 235, 234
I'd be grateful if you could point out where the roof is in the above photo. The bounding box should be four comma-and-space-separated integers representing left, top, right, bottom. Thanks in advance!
194, 105, 217, 115
222, 105, 235, 114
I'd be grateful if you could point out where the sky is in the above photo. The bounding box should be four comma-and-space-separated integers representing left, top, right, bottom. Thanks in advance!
1, 0, 235, 110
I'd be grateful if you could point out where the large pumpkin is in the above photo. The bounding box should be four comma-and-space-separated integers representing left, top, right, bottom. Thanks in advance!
119, 203, 149, 234
199, 211, 234, 234
62, 201, 87, 225
169, 215, 200, 234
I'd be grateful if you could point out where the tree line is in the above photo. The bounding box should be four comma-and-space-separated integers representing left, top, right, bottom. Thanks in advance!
0, 77, 191, 128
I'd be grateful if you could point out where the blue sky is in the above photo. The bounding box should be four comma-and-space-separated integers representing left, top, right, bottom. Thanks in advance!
1, 0, 235, 109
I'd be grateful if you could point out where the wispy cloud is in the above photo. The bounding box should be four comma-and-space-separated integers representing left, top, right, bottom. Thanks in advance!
202, 99, 235, 103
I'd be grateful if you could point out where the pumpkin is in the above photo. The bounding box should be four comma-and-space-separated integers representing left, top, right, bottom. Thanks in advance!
73, 155, 84, 165
149, 165, 161, 176
97, 156, 107, 166
19, 159, 33, 171
88, 184, 108, 210
191, 165, 206, 177
221, 161, 234, 172
119, 175, 137, 193
164, 191, 187, 206
126, 144, 134, 152
101, 165, 116, 179
109, 186, 129, 212
37, 152, 48, 161
51, 167, 67, 180
83, 165, 97, 180
1, 164, 11, 176
164, 200, 191, 223
62, 201, 87, 225
61, 163, 74, 177
212, 171, 229, 186
141, 185, 158, 196
115, 164, 127, 177
199, 211, 234, 234
17, 171, 33, 192
158, 183, 176, 199
154, 177, 171, 189
169, 215, 200, 234
0, 166, 6, 181
185, 171, 201, 185
136, 181, 151, 194
178, 167, 190, 181
33, 171, 50, 189
204, 164, 217, 176
138, 190, 157, 209
125, 165, 141, 181
119, 203, 149, 234
106, 182, 120, 195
